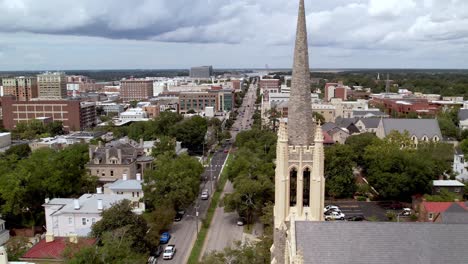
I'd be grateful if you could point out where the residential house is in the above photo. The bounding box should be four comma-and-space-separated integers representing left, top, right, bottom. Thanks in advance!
43, 191, 130, 237
321, 123, 350, 144
20, 235, 96, 263
103, 175, 145, 214
334, 117, 360, 134
376, 118, 442, 144
419, 201, 468, 223
453, 148, 468, 182
86, 138, 154, 183
354, 118, 381, 134
459, 109, 468, 130
432, 180, 465, 196
0, 219, 9, 246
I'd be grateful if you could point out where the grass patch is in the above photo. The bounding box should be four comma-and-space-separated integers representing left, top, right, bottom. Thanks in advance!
187, 154, 233, 264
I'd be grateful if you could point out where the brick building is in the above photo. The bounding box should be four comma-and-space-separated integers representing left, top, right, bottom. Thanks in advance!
371, 97, 440, 117
120, 79, 154, 102
259, 79, 280, 93
37, 72, 67, 99
1, 96, 96, 131
2, 76, 38, 101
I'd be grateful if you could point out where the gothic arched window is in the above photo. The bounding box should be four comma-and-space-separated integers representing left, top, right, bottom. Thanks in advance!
303, 168, 311, 207
290, 168, 297, 206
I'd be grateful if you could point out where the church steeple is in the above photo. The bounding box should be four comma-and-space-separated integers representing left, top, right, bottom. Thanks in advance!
288, 0, 315, 146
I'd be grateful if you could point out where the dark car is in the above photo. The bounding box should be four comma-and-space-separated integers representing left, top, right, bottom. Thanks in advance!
346, 215, 365, 221
174, 213, 183, 222
151, 245, 164, 258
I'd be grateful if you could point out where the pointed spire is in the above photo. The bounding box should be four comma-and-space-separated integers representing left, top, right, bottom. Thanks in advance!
314, 120, 324, 143
288, 0, 315, 146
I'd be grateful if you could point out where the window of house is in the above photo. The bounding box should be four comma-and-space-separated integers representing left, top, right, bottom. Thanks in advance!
455, 187, 461, 193
136, 192, 140, 197
110, 170, 114, 176
92, 218, 96, 224
82, 218, 86, 226
436, 187, 441, 193
428, 213, 434, 220
132, 192, 135, 197
68, 217, 73, 225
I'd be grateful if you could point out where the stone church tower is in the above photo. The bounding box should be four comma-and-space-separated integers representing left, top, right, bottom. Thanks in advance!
272, 0, 325, 263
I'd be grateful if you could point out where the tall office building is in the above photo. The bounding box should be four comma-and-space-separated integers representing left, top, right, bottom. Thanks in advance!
2, 76, 38, 101
37, 72, 67, 99
190, 66, 213, 79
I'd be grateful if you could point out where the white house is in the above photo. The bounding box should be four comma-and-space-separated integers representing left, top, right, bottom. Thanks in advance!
454, 149, 468, 182
459, 109, 468, 130
103, 174, 145, 214
43, 190, 131, 237
119, 108, 148, 121
0, 219, 9, 246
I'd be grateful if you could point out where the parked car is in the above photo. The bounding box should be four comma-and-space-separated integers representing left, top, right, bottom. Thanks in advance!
224, 149, 229, 153
324, 205, 340, 212
401, 208, 412, 216
151, 245, 164, 258
162, 245, 177, 260
201, 189, 209, 200
174, 212, 184, 222
346, 215, 365, 221
159, 232, 171, 244
237, 217, 246, 226
324, 211, 345, 221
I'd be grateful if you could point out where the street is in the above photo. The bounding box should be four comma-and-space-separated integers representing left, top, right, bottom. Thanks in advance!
163, 81, 257, 263
164, 150, 229, 264
201, 82, 258, 257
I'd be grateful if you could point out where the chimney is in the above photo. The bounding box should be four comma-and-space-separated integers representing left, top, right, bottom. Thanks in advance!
44, 198, 50, 204
89, 147, 93, 160
123, 173, 128, 181
69, 233, 78, 244
96, 187, 102, 194
136, 173, 142, 181
98, 141, 102, 148
73, 199, 80, 210
97, 199, 103, 211
140, 138, 144, 147
117, 149, 122, 163
45, 233, 54, 243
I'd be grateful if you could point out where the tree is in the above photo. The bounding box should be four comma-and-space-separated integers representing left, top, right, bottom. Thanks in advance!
151, 135, 176, 158
4, 144, 31, 159
66, 230, 148, 264
170, 115, 207, 152
129, 100, 138, 108
312, 112, 325, 124
345, 133, 378, 167
0, 144, 96, 227
461, 139, 468, 159
143, 153, 203, 211
144, 204, 176, 248
5, 236, 32, 261
91, 200, 148, 253
201, 240, 271, 264
324, 144, 356, 198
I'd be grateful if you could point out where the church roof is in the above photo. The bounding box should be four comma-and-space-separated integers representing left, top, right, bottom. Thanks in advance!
380, 118, 442, 139
295, 221, 468, 264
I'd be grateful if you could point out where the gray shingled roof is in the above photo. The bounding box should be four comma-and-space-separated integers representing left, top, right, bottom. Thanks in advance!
381, 119, 442, 139
441, 203, 468, 224
321, 122, 337, 133
296, 221, 468, 264
458, 109, 468, 121
335, 117, 358, 128
106, 179, 143, 191
359, 118, 381, 129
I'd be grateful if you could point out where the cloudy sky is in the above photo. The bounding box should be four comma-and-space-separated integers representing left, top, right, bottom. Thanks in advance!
0, 0, 467, 70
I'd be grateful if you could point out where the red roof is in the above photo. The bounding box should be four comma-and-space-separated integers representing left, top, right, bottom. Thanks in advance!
22, 237, 96, 260
422, 202, 467, 213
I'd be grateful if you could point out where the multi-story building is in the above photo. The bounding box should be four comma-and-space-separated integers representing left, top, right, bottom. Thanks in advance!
0, 96, 96, 131
324, 82, 349, 102
179, 91, 218, 114
259, 79, 281, 96
86, 138, 154, 183
2, 76, 38, 101
37, 72, 67, 99
43, 190, 130, 236
371, 97, 439, 117
190, 66, 213, 79
120, 79, 154, 102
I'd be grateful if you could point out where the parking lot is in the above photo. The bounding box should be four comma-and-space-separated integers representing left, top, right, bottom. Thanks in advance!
325, 200, 388, 221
